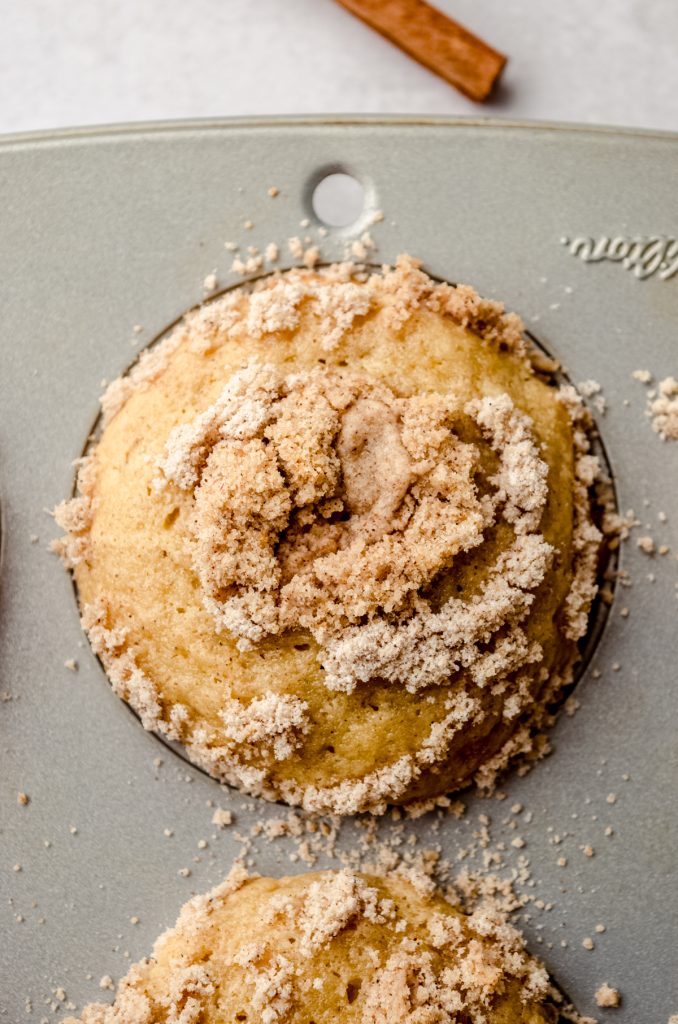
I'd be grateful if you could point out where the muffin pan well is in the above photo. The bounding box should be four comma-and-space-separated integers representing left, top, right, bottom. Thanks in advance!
1, 117, 677, 1022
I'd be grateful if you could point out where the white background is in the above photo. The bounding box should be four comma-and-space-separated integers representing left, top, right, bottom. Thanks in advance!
1, 0, 678, 135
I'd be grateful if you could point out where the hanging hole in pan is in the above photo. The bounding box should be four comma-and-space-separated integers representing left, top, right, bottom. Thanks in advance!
310, 170, 366, 228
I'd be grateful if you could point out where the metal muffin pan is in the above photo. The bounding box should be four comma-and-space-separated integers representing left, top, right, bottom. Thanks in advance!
1, 117, 677, 1022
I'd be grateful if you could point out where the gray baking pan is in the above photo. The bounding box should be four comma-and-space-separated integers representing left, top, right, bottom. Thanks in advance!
1, 116, 677, 1023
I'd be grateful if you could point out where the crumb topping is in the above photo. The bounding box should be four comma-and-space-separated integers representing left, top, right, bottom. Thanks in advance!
155, 363, 555, 698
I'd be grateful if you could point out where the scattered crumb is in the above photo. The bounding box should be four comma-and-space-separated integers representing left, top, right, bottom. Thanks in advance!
17, 791, 29, 806
178, 867, 191, 878
582, 937, 595, 950
203, 272, 218, 292
302, 245, 320, 269
98, 976, 114, 991
595, 984, 621, 1008
648, 377, 678, 440
637, 535, 655, 555
267, 186, 279, 198
212, 808, 233, 828
582, 845, 595, 858
64, 659, 78, 671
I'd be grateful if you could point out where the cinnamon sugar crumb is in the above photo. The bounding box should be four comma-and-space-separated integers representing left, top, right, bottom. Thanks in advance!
265, 242, 279, 263
649, 376, 678, 440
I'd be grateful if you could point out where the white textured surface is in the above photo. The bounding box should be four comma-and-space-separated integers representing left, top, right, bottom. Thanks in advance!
1, 0, 677, 134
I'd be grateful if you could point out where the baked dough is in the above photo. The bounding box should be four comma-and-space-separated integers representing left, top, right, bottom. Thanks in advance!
63, 867, 557, 1024
54, 256, 601, 814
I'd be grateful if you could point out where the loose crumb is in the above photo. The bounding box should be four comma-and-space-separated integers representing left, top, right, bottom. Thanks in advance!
264, 242, 279, 263
595, 984, 621, 1008
17, 791, 29, 806
648, 376, 678, 440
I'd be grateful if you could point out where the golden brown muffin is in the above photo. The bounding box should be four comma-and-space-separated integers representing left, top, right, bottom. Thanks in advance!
54, 256, 602, 814
63, 868, 558, 1023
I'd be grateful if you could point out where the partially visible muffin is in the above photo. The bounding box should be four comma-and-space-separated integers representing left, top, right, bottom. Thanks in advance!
54, 256, 602, 813
63, 867, 557, 1024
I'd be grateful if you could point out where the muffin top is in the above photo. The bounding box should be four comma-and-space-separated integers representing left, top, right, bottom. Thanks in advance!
63, 867, 557, 1024
54, 256, 601, 814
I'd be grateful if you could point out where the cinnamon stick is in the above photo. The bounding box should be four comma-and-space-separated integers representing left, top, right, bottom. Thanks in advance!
334, 0, 507, 102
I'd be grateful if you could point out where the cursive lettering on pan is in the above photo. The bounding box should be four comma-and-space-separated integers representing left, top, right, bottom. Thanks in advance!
561, 236, 678, 281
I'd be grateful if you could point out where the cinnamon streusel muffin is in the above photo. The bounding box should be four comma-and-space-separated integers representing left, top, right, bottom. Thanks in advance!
54, 256, 602, 814
63, 867, 558, 1024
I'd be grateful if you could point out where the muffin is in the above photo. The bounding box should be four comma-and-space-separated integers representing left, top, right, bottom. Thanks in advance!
54, 256, 602, 814
63, 867, 557, 1023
